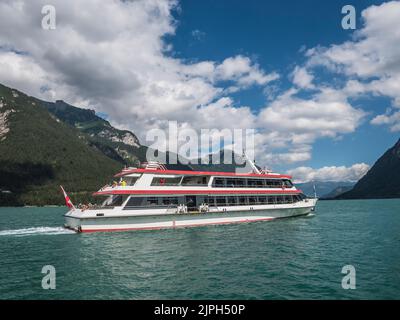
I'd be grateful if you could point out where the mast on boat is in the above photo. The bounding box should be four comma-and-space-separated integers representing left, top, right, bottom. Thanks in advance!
242, 150, 261, 174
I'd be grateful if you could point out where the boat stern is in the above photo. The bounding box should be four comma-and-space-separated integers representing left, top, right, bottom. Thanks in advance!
64, 209, 83, 232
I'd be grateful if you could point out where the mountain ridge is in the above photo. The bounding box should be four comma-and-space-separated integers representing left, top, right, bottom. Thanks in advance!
40, 99, 143, 165
296, 181, 355, 198
0, 83, 122, 205
337, 138, 400, 199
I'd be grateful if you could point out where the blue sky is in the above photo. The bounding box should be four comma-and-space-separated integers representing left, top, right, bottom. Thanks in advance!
168, 0, 398, 170
0, 0, 399, 182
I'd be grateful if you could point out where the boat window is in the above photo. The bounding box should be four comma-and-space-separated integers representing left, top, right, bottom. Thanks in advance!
267, 196, 275, 204
227, 196, 237, 205
214, 178, 225, 187
151, 177, 181, 186
258, 196, 267, 204
216, 196, 226, 205
236, 179, 245, 187
181, 176, 208, 186
248, 196, 257, 204
274, 180, 282, 187
283, 180, 293, 187
125, 197, 144, 207
110, 195, 123, 206
299, 193, 307, 200
267, 180, 275, 187
255, 180, 264, 188
238, 196, 247, 205
294, 195, 302, 202
265, 180, 274, 187
247, 179, 256, 187
162, 197, 179, 205
207, 197, 215, 206
226, 178, 236, 188
103, 195, 121, 207
147, 197, 159, 205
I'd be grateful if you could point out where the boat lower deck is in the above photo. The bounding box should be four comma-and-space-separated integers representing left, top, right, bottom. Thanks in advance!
64, 201, 316, 233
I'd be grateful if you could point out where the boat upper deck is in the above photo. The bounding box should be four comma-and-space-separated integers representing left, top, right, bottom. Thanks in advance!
115, 168, 292, 179
94, 168, 300, 196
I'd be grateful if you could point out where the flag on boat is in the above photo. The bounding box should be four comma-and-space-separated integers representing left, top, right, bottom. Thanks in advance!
60, 185, 75, 209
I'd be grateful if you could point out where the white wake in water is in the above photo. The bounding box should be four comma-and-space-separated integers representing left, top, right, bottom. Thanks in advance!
0, 226, 75, 236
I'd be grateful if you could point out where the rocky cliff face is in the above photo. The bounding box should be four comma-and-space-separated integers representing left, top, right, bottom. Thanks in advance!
41, 99, 142, 165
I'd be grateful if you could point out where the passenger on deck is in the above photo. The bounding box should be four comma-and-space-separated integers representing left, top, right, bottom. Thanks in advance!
121, 180, 127, 187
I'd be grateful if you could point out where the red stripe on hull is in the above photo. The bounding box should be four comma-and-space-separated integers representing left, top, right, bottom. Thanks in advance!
94, 189, 302, 196
81, 217, 275, 233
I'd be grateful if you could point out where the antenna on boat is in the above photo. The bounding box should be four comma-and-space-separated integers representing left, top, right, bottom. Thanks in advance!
313, 182, 317, 199
242, 150, 261, 174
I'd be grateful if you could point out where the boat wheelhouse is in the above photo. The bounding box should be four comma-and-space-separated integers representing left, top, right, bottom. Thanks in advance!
64, 160, 317, 233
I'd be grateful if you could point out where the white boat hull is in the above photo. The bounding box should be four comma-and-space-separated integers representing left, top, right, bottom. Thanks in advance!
64, 199, 317, 233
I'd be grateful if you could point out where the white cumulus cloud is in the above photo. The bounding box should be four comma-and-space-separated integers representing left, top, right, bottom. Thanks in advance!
0, 0, 396, 169
291, 66, 314, 89
0, 0, 279, 142
304, 1, 400, 133
287, 163, 370, 183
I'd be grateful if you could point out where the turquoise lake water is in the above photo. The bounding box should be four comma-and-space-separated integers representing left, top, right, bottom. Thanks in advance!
0, 199, 399, 300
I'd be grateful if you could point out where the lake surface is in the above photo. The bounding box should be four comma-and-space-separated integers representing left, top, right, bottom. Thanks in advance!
0, 199, 399, 300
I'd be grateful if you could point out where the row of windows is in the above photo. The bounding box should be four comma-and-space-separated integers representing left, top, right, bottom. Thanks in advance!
148, 176, 293, 188
125, 196, 179, 207
121, 194, 305, 208
150, 176, 209, 186
213, 178, 293, 188
206, 195, 304, 206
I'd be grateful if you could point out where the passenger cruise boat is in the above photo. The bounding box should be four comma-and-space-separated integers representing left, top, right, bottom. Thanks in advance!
64, 157, 317, 233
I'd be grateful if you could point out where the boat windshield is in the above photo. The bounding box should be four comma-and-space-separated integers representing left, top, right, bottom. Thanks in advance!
102, 195, 124, 207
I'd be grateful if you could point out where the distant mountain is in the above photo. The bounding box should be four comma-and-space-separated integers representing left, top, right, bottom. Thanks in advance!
40, 99, 144, 166
320, 185, 353, 199
39, 99, 197, 171
296, 181, 355, 198
337, 139, 400, 199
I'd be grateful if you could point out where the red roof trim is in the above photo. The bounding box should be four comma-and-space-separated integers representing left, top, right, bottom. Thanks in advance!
94, 189, 302, 196
115, 168, 292, 179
